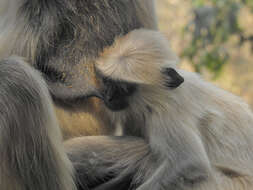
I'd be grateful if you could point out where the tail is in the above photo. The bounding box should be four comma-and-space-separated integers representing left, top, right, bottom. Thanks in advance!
0, 57, 77, 190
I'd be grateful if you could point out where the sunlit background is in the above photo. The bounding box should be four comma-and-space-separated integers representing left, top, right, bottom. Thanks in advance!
157, 0, 253, 107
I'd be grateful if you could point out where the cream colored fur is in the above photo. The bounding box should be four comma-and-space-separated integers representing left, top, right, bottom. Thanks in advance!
96, 29, 253, 190
96, 29, 178, 85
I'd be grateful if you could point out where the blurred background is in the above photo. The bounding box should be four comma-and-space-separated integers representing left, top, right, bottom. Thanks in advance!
156, 0, 253, 108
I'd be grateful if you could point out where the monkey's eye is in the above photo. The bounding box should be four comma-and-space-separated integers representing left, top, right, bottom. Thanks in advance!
36, 65, 66, 83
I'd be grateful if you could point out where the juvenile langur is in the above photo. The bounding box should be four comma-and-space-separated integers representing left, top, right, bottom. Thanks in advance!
0, 57, 76, 190
95, 29, 253, 190
0, 0, 175, 189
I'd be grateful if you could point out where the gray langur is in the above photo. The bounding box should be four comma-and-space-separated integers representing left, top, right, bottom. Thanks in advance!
0, 0, 159, 189
94, 29, 253, 190
0, 57, 76, 190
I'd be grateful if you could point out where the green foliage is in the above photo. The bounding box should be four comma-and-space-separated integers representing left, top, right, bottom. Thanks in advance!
182, 0, 253, 79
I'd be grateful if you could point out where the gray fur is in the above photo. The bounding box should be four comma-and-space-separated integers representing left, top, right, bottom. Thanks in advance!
65, 136, 149, 190
95, 29, 253, 190
0, 0, 157, 105
0, 57, 76, 190
0, 1, 174, 189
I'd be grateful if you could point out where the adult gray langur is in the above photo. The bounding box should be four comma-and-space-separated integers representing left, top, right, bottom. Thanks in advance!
0, 57, 76, 190
92, 29, 253, 190
0, 0, 157, 189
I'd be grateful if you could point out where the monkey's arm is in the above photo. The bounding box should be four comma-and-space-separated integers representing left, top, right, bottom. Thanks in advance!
65, 136, 149, 190
0, 58, 76, 190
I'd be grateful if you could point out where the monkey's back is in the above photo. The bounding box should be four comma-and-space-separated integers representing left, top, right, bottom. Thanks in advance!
177, 69, 253, 176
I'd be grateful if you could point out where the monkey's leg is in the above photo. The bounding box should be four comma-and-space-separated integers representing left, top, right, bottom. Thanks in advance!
131, 118, 220, 190
65, 136, 149, 190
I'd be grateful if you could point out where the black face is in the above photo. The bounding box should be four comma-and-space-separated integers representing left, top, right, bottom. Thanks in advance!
98, 68, 183, 112
101, 77, 137, 111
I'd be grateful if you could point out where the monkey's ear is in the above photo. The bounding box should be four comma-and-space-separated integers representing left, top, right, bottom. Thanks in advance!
162, 68, 184, 88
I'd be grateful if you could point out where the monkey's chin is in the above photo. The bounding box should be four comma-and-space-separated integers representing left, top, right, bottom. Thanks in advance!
104, 100, 129, 112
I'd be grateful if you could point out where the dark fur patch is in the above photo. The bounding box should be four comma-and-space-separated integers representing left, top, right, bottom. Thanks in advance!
21, 0, 143, 67
146, 105, 153, 113
216, 166, 242, 178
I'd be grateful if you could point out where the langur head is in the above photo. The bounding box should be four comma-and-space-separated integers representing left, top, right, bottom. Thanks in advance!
95, 29, 184, 111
